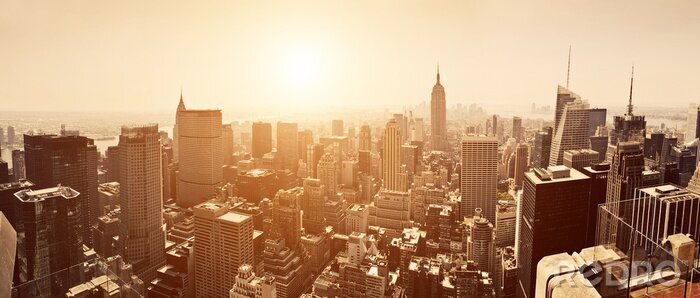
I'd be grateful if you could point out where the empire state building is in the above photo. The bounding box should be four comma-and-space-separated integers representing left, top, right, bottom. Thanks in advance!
431, 66, 448, 151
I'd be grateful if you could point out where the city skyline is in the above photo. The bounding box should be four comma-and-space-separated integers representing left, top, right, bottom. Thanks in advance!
3, 1, 700, 114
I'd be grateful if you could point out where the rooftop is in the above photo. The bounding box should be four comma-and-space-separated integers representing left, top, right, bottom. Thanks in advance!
219, 211, 250, 224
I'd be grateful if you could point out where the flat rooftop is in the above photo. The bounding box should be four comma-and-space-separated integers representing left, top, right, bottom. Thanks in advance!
219, 211, 250, 224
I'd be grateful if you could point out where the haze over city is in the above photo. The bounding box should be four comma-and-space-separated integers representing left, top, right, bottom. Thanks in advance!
3, 0, 700, 115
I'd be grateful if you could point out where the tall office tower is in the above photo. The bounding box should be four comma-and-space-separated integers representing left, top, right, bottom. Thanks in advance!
0, 127, 3, 147
393, 113, 408, 143
0, 211, 15, 298
301, 178, 327, 234
223, 124, 234, 165
511, 117, 523, 143
317, 153, 337, 197
644, 131, 665, 160
517, 166, 590, 297
277, 122, 299, 172
608, 68, 646, 150
513, 143, 529, 188
24, 134, 96, 246
7, 126, 15, 146
11, 149, 25, 181
468, 209, 495, 273
297, 129, 313, 162
431, 66, 448, 151
492, 115, 498, 138
686, 103, 700, 140
495, 203, 516, 248
589, 128, 609, 163
177, 109, 223, 208
173, 91, 186, 161
553, 86, 580, 137
0, 160, 7, 183
413, 118, 425, 142
105, 146, 120, 182
252, 122, 273, 158
580, 163, 610, 247
602, 142, 644, 244
358, 150, 371, 175
264, 188, 311, 298
563, 149, 599, 173
306, 143, 324, 178
588, 108, 607, 136
531, 127, 552, 168
194, 202, 254, 298
13, 186, 84, 296
549, 98, 590, 166
230, 264, 277, 298
118, 124, 166, 283
359, 124, 372, 151
382, 118, 407, 192
332, 119, 344, 136
460, 135, 498, 223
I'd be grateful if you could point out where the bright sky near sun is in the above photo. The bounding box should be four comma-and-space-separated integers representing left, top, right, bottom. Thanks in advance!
2, 0, 700, 115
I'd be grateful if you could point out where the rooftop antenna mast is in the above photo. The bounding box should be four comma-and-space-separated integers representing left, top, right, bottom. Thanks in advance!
566, 45, 571, 89
627, 66, 634, 115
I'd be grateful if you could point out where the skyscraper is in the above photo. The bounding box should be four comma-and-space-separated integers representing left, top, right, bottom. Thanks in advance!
603, 141, 644, 243
553, 86, 579, 137
332, 119, 344, 137
531, 127, 552, 168
563, 149, 599, 173
588, 108, 607, 136
13, 186, 84, 296
513, 143, 529, 188
24, 134, 97, 246
177, 109, 223, 208
431, 66, 447, 151
607, 67, 646, 152
460, 135, 498, 222
277, 122, 299, 172
468, 209, 495, 273
512, 117, 523, 143
173, 90, 186, 161
549, 98, 590, 166
193, 201, 254, 298
382, 118, 407, 192
252, 122, 273, 159
359, 124, 372, 151
6, 126, 15, 146
118, 124, 166, 283
222, 123, 234, 165
11, 149, 24, 181
297, 129, 313, 163
517, 166, 591, 298
317, 153, 337, 197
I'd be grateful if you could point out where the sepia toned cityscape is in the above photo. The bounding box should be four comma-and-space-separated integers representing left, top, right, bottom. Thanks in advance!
1, 1, 700, 298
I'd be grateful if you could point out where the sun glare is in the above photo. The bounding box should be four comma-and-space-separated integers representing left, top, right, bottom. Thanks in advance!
283, 50, 321, 87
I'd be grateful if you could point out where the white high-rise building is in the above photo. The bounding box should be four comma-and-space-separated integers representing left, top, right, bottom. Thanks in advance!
460, 135, 498, 223
382, 118, 407, 192
317, 153, 337, 197
118, 124, 166, 283
177, 109, 223, 208
194, 202, 254, 298
230, 264, 277, 298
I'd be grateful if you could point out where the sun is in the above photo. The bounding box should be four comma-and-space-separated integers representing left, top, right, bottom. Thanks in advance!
282, 47, 322, 88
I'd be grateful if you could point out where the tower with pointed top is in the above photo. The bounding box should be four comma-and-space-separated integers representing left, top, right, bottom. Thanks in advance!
430, 65, 448, 151
173, 89, 186, 161
607, 67, 646, 160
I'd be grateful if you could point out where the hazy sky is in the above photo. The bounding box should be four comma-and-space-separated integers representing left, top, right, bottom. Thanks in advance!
2, 0, 699, 115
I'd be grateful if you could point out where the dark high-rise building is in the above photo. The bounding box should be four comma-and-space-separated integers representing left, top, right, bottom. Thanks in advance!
298, 129, 313, 163
531, 127, 552, 168
0, 160, 8, 183
644, 131, 665, 160
517, 166, 590, 298
105, 146, 120, 183
358, 150, 371, 175
511, 116, 523, 143
589, 135, 608, 163
237, 169, 280, 204
580, 162, 610, 247
306, 143, 325, 179
14, 186, 84, 296
0, 180, 34, 227
6, 126, 15, 146
602, 142, 645, 246
277, 122, 299, 172
431, 66, 448, 151
23, 134, 97, 246
588, 108, 607, 136
252, 122, 272, 159
332, 119, 344, 137
607, 68, 646, 156
11, 149, 25, 182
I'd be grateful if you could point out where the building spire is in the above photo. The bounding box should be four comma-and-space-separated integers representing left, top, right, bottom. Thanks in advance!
436, 62, 440, 84
177, 87, 186, 112
566, 45, 571, 89
627, 66, 634, 115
